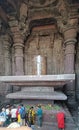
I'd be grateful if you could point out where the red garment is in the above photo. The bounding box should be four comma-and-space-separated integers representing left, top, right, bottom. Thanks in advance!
16, 106, 21, 118
56, 112, 65, 129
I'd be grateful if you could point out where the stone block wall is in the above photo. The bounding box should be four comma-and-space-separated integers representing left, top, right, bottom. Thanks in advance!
0, 38, 5, 95
0, 38, 5, 76
0, 36, 12, 99
75, 35, 79, 102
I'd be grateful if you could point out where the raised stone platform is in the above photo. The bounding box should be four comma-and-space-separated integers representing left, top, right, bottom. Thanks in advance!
6, 91, 67, 100
6, 86, 67, 100
0, 74, 75, 86
0, 74, 75, 101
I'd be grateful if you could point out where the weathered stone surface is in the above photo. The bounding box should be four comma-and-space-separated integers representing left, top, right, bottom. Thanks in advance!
25, 33, 64, 75
20, 3, 28, 21
63, 24, 77, 106
0, 74, 75, 82
33, 55, 47, 75
0, 0, 78, 111
6, 91, 67, 100
0, 126, 32, 130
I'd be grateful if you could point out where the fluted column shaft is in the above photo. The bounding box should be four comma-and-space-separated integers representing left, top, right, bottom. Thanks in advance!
64, 28, 77, 74
63, 27, 77, 106
9, 19, 24, 75
14, 43, 24, 75
2, 35, 11, 94
3, 35, 11, 76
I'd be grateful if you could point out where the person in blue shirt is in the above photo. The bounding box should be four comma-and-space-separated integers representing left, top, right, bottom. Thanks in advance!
19, 104, 26, 126
0, 107, 7, 127
36, 105, 43, 127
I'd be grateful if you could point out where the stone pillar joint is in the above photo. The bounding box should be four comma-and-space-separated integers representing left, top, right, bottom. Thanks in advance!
13, 43, 24, 48
64, 39, 77, 45
9, 16, 19, 28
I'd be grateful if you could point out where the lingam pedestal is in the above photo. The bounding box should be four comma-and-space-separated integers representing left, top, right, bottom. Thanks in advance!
0, 74, 76, 129
0, 55, 75, 107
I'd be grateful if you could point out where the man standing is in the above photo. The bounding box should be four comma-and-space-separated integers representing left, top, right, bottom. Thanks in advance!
19, 104, 26, 126
36, 105, 43, 128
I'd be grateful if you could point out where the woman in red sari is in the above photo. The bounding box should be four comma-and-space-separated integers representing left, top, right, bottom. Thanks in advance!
56, 112, 65, 130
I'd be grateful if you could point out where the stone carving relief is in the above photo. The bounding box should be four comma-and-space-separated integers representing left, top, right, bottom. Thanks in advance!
57, 0, 69, 24
57, 18, 78, 34
25, 28, 64, 75
19, 2, 28, 22
19, 1, 29, 40
57, 0, 78, 33
29, 0, 58, 7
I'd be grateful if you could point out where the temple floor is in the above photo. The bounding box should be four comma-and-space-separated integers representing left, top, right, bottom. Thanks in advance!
14, 102, 77, 130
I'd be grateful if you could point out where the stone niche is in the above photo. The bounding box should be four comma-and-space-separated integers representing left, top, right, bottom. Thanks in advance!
24, 25, 64, 75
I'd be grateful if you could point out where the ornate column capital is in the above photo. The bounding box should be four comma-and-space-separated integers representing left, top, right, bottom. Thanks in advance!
2, 34, 10, 42
57, 0, 69, 25
2, 34, 11, 52
19, 1, 29, 40
9, 16, 19, 28
57, 18, 78, 36
9, 16, 29, 42
63, 19, 78, 39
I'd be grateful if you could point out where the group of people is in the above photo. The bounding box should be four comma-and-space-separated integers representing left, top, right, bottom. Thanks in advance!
0, 104, 43, 129
0, 104, 65, 130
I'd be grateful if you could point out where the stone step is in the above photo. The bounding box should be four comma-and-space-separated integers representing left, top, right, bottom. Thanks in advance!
22, 87, 54, 92
6, 91, 67, 100
0, 74, 75, 86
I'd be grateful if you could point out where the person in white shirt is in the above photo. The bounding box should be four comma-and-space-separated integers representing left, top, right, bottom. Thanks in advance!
10, 105, 17, 122
6, 105, 11, 126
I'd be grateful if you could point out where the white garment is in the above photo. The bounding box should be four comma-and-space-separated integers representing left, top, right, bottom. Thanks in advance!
6, 108, 10, 115
0, 116, 6, 122
11, 108, 17, 118
7, 122, 20, 128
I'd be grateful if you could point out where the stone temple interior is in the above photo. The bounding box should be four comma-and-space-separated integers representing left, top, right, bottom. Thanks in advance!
0, 0, 78, 129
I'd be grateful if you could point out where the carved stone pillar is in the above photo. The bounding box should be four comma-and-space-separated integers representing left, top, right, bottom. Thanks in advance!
9, 18, 24, 93
63, 19, 78, 106
9, 18, 24, 75
2, 35, 11, 95
12, 47, 15, 75
13, 43, 24, 75
3, 35, 11, 76
64, 28, 77, 73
